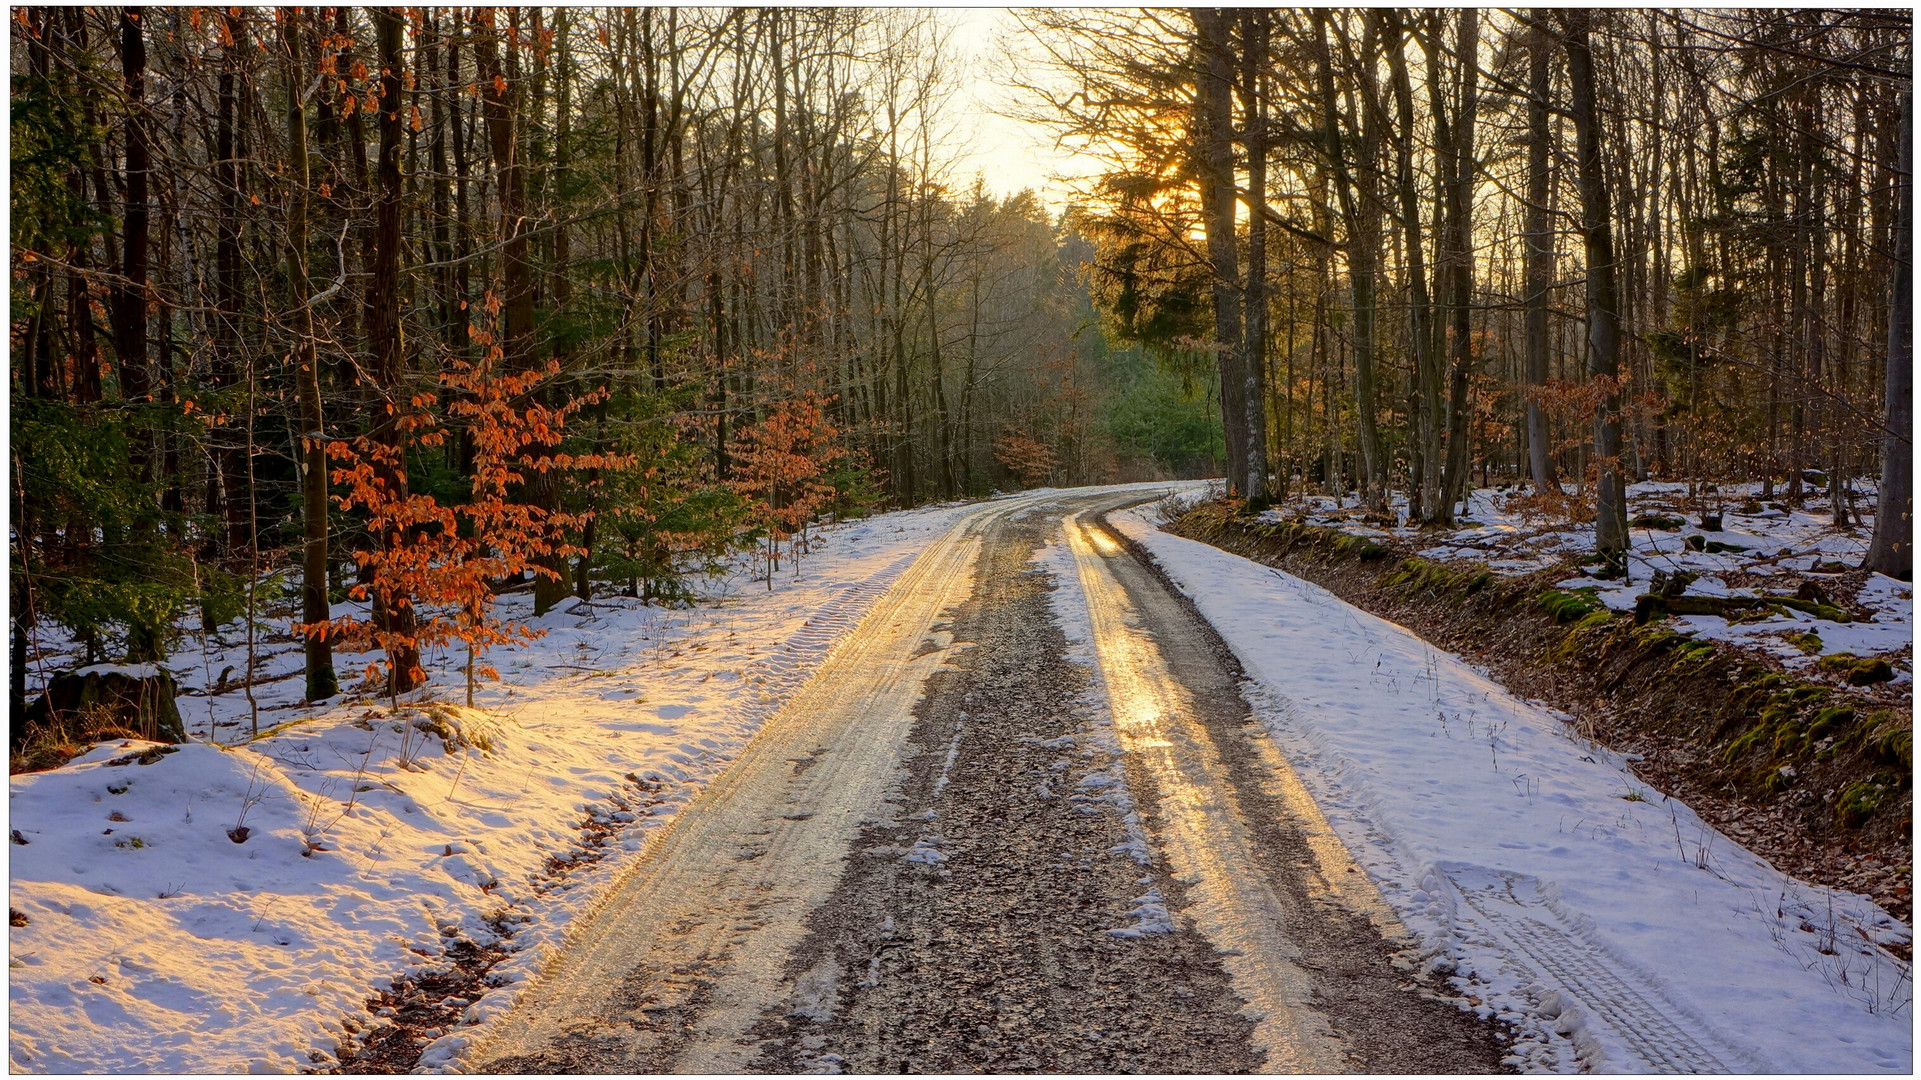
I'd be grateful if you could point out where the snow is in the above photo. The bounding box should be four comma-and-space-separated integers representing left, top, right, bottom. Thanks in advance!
1264, 479, 1913, 681
70, 663, 166, 681
7, 497, 993, 1074
1112, 504, 1913, 1073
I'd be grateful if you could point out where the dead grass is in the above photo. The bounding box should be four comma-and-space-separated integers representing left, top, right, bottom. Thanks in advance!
11, 706, 146, 774
1500, 488, 1597, 526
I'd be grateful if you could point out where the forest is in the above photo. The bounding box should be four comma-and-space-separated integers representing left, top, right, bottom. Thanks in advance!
1024, 8, 1911, 574
10, 7, 1226, 712
8, 7, 1912, 711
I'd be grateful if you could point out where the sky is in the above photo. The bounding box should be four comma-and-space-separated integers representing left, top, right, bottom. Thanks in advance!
942, 8, 1100, 214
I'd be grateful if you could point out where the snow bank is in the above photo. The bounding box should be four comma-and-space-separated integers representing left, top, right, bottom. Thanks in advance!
1113, 505, 1911, 1074
8, 499, 986, 1073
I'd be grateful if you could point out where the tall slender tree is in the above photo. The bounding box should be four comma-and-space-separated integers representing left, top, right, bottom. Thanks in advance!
1565, 9, 1630, 570
1865, 87, 1912, 580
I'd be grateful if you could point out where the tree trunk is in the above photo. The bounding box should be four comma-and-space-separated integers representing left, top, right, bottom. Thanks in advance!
112, 10, 151, 409
282, 13, 336, 702
1438, 10, 1481, 520
477, 11, 568, 613
1338, 13, 1389, 513
1865, 88, 1912, 580
1193, 8, 1248, 497
1565, 10, 1630, 571
1524, 20, 1561, 493
1238, 10, 1271, 503
211, 11, 247, 558
367, 9, 421, 693
1386, 12, 1435, 521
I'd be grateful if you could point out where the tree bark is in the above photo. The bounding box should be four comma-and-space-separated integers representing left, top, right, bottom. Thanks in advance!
1865, 87, 1912, 580
282, 12, 336, 702
1565, 10, 1630, 571
367, 9, 421, 693
1238, 9, 1271, 503
111, 9, 151, 408
210, 10, 249, 560
476, 10, 569, 613
1438, 9, 1480, 520
1322, 12, 1389, 514
1523, 20, 1561, 493
1193, 8, 1249, 498
1386, 12, 1435, 521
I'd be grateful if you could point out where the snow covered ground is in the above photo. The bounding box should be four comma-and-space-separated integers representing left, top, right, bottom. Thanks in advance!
1114, 503, 1913, 1073
7, 497, 994, 1073
1266, 480, 1913, 680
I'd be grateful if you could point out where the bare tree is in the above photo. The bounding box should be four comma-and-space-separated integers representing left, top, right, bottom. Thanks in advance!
1865, 87, 1912, 580
1565, 9, 1630, 571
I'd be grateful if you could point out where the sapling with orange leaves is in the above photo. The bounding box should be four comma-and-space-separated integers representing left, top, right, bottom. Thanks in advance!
308, 293, 630, 706
732, 393, 846, 588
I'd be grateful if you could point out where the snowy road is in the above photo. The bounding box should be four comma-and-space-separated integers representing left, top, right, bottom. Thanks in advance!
461, 487, 1505, 1073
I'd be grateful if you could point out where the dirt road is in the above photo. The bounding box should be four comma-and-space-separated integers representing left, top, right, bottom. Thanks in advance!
466, 488, 1508, 1073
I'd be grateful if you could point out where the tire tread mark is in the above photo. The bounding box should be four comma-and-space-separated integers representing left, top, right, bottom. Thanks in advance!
1448, 869, 1733, 1073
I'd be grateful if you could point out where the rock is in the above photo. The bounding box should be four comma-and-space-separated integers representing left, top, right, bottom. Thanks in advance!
1846, 659, 1895, 686
17, 666, 186, 750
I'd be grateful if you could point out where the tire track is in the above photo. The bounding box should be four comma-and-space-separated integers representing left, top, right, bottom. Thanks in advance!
460, 495, 1055, 1072
1442, 865, 1748, 1073
739, 499, 1264, 1074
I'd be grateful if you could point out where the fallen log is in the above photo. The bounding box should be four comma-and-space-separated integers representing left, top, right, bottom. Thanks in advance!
1634, 593, 1853, 626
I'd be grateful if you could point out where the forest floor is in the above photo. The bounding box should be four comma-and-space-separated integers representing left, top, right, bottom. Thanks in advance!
6, 481, 1912, 1074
